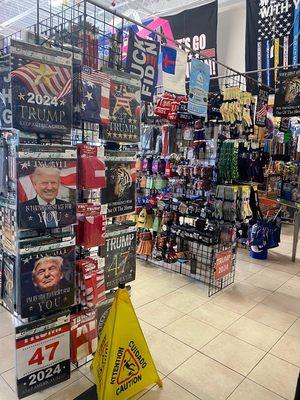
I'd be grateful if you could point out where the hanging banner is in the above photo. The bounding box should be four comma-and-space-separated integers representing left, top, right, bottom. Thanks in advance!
0, 54, 12, 129
100, 226, 136, 290
274, 68, 300, 116
100, 2, 218, 88
161, 45, 187, 95
16, 312, 70, 399
18, 237, 75, 318
101, 152, 136, 217
255, 86, 269, 127
10, 40, 72, 135
102, 71, 140, 143
17, 146, 77, 230
188, 58, 210, 117
246, 0, 300, 89
92, 287, 162, 400
126, 29, 160, 102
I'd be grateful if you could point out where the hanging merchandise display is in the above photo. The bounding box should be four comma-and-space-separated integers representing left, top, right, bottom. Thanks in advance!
102, 70, 141, 143
255, 86, 269, 127
16, 312, 71, 399
161, 46, 187, 95
246, 0, 300, 89
18, 236, 76, 318
274, 68, 300, 117
10, 40, 72, 135
70, 310, 98, 364
100, 225, 136, 291
17, 145, 77, 229
101, 151, 136, 218
126, 28, 160, 102
188, 58, 211, 118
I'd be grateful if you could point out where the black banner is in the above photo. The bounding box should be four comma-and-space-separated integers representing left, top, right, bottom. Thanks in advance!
164, 1, 218, 88
16, 313, 70, 399
255, 86, 269, 127
18, 239, 75, 318
126, 28, 160, 102
101, 227, 136, 290
274, 68, 300, 116
101, 154, 136, 218
102, 70, 140, 143
246, 0, 300, 90
10, 40, 72, 135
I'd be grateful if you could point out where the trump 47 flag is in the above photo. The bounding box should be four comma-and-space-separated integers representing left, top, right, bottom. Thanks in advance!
161, 46, 187, 95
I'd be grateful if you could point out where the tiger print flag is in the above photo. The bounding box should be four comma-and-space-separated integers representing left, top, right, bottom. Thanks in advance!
274, 67, 300, 117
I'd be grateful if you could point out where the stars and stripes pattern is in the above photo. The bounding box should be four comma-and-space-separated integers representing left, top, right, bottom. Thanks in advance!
81, 68, 111, 125
248, 0, 300, 87
11, 60, 71, 99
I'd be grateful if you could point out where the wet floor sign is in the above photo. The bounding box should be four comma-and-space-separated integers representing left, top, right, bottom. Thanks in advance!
92, 287, 163, 399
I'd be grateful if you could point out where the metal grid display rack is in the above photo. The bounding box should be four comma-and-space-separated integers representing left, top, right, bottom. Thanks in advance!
0, 1, 269, 397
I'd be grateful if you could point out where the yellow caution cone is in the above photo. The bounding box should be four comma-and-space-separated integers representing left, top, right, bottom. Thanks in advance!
92, 284, 163, 399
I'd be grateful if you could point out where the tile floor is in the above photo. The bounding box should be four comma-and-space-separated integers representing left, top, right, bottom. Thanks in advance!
0, 224, 299, 400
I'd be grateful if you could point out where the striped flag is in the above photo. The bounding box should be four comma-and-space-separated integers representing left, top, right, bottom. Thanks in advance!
79, 66, 111, 125
11, 61, 71, 99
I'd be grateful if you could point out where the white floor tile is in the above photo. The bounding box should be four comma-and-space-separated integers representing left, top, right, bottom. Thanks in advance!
270, 333, 300, 367
147, 331, 196, 376
158, 288, 208, 313
201, 332, 265, 376
189, 302, 240, 330
228, 379, 284, 400
249, 354, 299, 400
169, 352, 244, 400
162, 315, 220, 350
245, 303, 297, 332
137, 377, 199, 400
225, 316, 283, 351
136, 300, 184, 329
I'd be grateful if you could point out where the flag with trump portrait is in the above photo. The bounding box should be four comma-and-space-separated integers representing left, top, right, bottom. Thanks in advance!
17, 145, 77, 230
10, 40, 72, 135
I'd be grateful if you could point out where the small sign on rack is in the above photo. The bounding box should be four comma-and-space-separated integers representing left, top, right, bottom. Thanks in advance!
214, 248, 232, 281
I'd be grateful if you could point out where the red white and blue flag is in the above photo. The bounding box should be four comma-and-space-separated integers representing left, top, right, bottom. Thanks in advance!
161, 45, 187, 95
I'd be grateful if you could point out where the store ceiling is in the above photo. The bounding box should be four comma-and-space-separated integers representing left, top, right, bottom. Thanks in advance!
0, 0, 240, 37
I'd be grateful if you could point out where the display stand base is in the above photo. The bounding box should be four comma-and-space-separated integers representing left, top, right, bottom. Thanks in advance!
75, 385, 97, 400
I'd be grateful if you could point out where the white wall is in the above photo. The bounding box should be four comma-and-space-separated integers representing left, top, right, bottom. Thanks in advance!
217, 0, 246, 72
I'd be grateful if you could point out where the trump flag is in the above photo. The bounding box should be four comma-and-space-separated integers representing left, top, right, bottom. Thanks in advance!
161, 46, 187, 95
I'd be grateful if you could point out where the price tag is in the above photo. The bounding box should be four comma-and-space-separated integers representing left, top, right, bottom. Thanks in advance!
16, 313, 70, 399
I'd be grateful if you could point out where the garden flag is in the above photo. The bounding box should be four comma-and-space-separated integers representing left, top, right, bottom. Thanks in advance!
126, 28, 160, 102
188, 58, 210, 117
161, 45, 187, 95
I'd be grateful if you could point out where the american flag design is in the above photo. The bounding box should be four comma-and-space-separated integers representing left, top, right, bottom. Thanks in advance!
255, 86, 269, 126
11, 43, 73, 135
11, 61, 71, 99
102, 73, 140, 143
75, 66, 111, 125
247, 0, 300, 89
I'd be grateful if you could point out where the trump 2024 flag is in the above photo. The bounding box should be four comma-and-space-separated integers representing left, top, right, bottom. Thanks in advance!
161, 46, 187, 95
